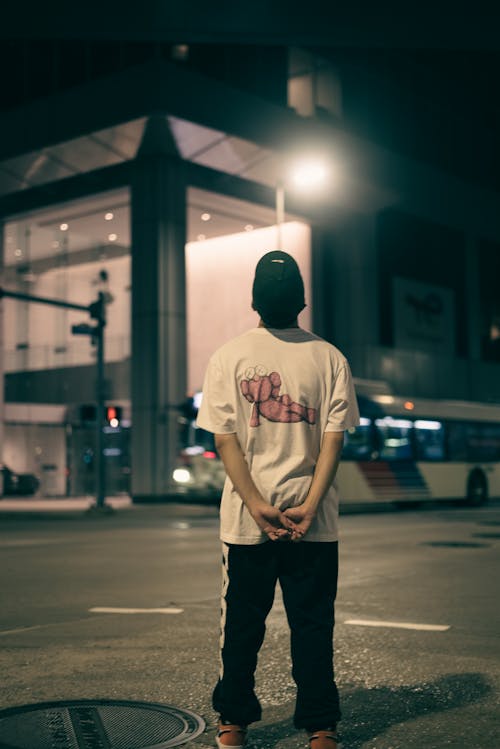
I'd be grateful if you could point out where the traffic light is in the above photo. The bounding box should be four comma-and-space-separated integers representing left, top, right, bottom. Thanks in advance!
80, 404, 97, 423
105, 406, 122, 427
89, 296, 105, 322
80, 405, 123, 426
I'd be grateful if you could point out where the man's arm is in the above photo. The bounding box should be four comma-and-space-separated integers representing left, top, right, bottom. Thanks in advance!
284, 430, 344, 540
215, 433, 292, 541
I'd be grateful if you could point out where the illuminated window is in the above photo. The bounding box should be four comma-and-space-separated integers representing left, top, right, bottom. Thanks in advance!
414, 420, 445, 461
375, 417, 413, 460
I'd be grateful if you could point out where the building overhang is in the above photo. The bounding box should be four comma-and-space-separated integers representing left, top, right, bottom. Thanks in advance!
0, 58, 499, 239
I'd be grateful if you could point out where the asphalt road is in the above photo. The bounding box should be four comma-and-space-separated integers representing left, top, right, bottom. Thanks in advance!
0, 502, 499, 749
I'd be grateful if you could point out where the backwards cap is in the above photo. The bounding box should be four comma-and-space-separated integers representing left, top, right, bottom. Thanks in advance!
252, 250, 305, 328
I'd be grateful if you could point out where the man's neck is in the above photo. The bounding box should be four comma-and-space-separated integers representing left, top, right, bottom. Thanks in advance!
258, 318, 299, 329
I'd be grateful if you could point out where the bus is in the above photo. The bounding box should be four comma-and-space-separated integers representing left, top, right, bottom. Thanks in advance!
339, 381, 500, 506
172, 382, 500, 506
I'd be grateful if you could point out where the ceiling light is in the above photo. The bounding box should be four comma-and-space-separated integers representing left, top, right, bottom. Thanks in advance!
108, 233, 117, 242
60, 223, 68, 231
105, 212, 114, 221
245, 224, 254, 232
197, 234, 206, 241
14, 248, 22, 257
201, 212, 211, 222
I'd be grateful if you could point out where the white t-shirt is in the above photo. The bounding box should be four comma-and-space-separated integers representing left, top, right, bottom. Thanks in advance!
197, 326, 360, 544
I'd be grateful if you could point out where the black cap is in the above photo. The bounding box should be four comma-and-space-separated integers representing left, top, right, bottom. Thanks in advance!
252, 250, 305, 328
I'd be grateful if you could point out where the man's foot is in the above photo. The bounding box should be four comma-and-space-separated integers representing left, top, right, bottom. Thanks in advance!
307, 729, 339, 749
216, 721, 248, 748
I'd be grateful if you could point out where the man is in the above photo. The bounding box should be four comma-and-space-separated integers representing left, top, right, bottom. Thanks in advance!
197, 250, 359, 749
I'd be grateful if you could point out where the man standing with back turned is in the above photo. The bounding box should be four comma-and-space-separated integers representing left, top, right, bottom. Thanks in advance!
197, 250, 359, 749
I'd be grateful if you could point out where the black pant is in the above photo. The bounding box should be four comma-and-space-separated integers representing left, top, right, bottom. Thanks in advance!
213, 540, 340, 730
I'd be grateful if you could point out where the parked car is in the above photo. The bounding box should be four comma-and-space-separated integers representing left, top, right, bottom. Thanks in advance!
0, 464, 40, 496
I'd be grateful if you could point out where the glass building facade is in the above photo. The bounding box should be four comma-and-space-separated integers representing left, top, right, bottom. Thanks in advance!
2, 181, 311, 496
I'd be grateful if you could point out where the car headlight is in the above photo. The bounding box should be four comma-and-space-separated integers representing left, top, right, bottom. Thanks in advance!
172, 468, 192, 484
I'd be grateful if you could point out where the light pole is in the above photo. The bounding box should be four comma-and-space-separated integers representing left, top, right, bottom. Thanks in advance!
275, 158, 329, 249
275, 180, 285, 249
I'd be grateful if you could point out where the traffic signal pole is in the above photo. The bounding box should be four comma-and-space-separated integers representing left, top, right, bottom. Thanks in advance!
94, 293, 106, 510
0, 286, 110, 512
0, 288, 89, 314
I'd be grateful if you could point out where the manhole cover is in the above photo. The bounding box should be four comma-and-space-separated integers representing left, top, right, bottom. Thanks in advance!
422, 541, 489, 548
0, 699, 205, 749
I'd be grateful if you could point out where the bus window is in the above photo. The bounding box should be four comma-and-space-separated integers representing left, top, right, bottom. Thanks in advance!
343, 417, 372, 460
447, 421, 468, 461
414, 420, 445, 461
375, 417, 413, 460
448, 421, 500, 462
465, 424, 500, 462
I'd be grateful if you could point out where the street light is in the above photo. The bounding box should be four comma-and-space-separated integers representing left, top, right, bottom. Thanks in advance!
275, 157, 329, 248
291, 159, 329, 189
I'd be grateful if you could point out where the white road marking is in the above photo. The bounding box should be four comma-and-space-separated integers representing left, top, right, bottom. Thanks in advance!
0, 608, 184, 636
0, 624, 47, 636
89, 607, 183, 615
345, 618, 450, 631
0, 615, 104, 636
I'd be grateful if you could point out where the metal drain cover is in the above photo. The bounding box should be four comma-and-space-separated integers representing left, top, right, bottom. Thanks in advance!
0, 699, 205, 749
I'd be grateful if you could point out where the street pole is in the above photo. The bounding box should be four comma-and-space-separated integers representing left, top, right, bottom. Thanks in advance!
276, 180, 285, 249
94, 292, 106, 510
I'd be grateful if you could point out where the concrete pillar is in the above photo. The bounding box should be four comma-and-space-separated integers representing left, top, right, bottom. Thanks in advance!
130, 117, 187, 501
326, 212, 379, 375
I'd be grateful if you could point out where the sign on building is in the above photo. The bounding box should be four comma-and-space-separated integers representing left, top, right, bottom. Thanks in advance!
393, 277, 455, 354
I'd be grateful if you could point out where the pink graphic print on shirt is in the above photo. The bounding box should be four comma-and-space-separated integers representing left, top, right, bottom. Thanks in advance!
240, 367, 316, 427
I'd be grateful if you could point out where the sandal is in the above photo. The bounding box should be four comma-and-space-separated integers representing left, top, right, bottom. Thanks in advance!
216, 722, 248, 749
308, 729, 339, 749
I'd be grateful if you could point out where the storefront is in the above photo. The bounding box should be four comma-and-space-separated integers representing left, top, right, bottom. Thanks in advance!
2, 175, 311, 496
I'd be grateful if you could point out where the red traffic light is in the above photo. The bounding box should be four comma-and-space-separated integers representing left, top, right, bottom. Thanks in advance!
105, 406, 122, 426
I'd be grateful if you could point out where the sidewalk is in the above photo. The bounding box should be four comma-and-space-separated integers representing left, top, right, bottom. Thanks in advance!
2, 493, 495, 517
0, 495, 133, 513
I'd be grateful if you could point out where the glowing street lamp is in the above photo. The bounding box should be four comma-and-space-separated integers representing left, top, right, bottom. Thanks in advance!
291, 159, 329, 189
276, 157, 329, 248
